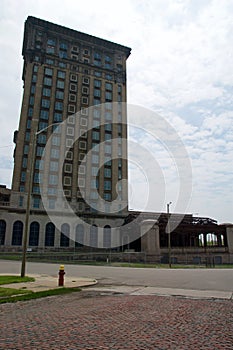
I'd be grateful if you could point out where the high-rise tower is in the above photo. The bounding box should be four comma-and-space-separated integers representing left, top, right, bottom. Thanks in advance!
12, 16, 131, 227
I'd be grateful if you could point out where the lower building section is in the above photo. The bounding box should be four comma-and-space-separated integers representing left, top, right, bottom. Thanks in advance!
0, 208, 233, 264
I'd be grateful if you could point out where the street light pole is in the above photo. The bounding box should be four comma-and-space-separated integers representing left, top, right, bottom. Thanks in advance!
167, 202, 172, 268
21, 133, 37, 277
21, 122, 58, 277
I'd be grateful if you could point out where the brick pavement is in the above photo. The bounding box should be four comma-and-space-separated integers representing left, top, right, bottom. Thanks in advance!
0, 292, 233, 350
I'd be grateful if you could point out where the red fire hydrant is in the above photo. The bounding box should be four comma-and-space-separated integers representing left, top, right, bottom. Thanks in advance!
58, 265, 65, 286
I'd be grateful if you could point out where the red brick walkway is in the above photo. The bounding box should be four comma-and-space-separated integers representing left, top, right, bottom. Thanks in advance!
0, 293, 233, 349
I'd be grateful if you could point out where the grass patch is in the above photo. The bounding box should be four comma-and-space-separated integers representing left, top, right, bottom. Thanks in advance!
0, 275, 35, 285
0, 287, 81, 304
0, 287, 31, 297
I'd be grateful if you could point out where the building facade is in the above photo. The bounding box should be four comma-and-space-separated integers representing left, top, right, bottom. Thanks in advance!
0, 16, 232, 264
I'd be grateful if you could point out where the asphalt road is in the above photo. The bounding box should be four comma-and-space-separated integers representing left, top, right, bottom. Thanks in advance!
1, 259, 233, 292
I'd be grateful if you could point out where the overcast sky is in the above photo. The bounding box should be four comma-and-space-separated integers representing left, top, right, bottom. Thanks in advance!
0, 0, 232, 223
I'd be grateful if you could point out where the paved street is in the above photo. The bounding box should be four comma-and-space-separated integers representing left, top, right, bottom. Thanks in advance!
1, 259, 233, 292
1, 260, 233, 349
0, 291, 233, 350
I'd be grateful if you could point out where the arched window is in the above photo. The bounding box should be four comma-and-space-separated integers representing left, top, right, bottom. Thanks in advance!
29, 221, 39, 246
12, 221, 23, 246
75, 224, 84, 247
0, 220, 6, 245
45, 222, 55, 246
60, 223, 70, 247
90, 225, 98, 248
103, 225, 111, 248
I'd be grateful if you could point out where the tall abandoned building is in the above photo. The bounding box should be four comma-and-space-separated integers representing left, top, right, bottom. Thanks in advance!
0, 16, 232, 264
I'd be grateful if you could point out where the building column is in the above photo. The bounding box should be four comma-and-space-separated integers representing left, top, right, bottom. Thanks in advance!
226, 225, 233, 253
140, 219, 160, 255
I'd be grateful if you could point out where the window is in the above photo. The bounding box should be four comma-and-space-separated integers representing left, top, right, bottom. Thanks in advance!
0, 220, 6, 245
45, 67, 53, 76
52, 136, 60, 146
82, 86, 89, 94
64, 176, 72, 186
51, 148, 60, 159
43, 88, 51, 97
90, 225, 98, 247
105, 82, 112, 91
91, 166, 98, 176
55, 101, 63, 111
70, 83, 77, 92
33, 186, 40, 194
79, 153, 85, 162
80, 118, 87, 127
66, 139, 73, 147
78, 178, 85, 187
37, 134, 46, 144
104, 180, 111, 190
105, 73, 113, 80
79, 141, 87, 150
57, 70, 66, 79
22, 157, 27, 168
33, 197, 40, 208
66, 151, 73, 160
47, 38, 56, 46
35, 159, 44, 170
64, 163, 72, 173
54, 113, 62, 122
68, 105, 76, 113
48, 187, 57, 195
92, 131, 100, 140
34, 173, 40, 183
67, 127, 74, 136
28, 108, 33, 117
94, 71, 101, 77
45, 223, 55, 247
93, 120, 100, 128
40, 110, 49, 120
36, 146, 44, 156
25, 132, 30, 142
82, 97, 88, 104
75, 224, 84, 247
94, 89, 101, 98
103, 193, 112, 201
92, 154, 99, 164
50, 161, 58, 172
29, 222, 39, 246
60, 224, 70, 247
19, 196, 24, 207
105, 91, 112, 100
31, 85, 36, 94
82, 77, 89, 85
57, 80, 65, 89
12, 221, 23, 246
90, 191, 98, 200
105, 144, 112, 154
46, 59, 54, 65
103, 225, 111, 248
68, 115, 75, 124
56, 90, 64, 99
21, 172, 26, 182
78, 165, 86, 174
59, 51, 67, 59
69, 94, 76, 102
104, 168, 111, 178
41, 99, 50, 108
29, 96, 34, 106
24, 145, 29, 155
59, 62, 66, 68
49, 174, 58, 185
44, 77, 52, 86
39, 122, 48, 130
94, 79, 101, 88
70, 74, 77, 82
32, 75, 37, 83
33, 65, 39, 73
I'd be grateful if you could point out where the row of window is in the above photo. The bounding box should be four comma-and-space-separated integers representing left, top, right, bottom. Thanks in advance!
1, 220, 112, 248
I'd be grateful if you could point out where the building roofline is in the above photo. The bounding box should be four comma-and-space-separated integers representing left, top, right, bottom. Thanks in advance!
25, 16, 131, 58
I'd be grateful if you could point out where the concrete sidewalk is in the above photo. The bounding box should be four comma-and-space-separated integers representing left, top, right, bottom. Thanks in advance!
0, 273, 97, 292
86, 284, 233, 299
